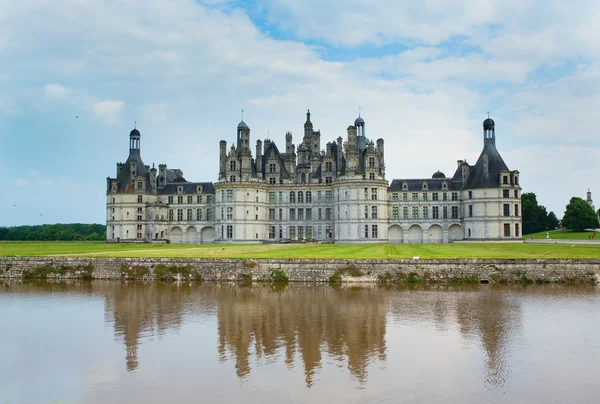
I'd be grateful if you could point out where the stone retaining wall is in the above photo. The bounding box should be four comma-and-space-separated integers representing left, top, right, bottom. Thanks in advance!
1, 256, 599, 284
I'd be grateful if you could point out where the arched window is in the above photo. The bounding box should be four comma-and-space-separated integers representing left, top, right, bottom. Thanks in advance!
298, 191, 304, 203
306, 191, 312, 203
301, 173, 306, 183
289, 191, 296, 203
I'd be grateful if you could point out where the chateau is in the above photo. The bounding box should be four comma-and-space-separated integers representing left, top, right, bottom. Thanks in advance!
106, 111, 522, 243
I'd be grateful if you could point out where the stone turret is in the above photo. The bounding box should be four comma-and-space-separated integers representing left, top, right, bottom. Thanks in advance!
219, 141, 227, 181
256, 139, 262, 177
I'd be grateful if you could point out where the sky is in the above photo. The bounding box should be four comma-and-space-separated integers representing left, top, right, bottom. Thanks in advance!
0, 0, 599, 226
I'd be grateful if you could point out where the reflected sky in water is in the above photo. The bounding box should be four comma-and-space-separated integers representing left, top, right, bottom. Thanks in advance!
1, 281, 599, 403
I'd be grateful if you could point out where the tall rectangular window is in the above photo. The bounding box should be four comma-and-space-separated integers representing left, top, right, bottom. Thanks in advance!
432, 206, 439, 219
372, 225, 378, 239
392, 193, 399, 202
187, 196, 193, 204
197, 208, 202, 221
503, 189, 509, 198
422, 206, 428, 219
306, 208, 312, 221
318, 208, 322, 220
227, 190, 233, 202
443, 206, 448, 219
451, 192, 458, 201
443, 193, 447, 201
504, 223, 511, 237
371, 188, 378, 200
269, 192, 275, 203
318, 191, 322, 202
169, 209, 174, 221
365, 206, 369, 219
187, 209, 192, 221
469, 205, 473, 217
326, 208, 332, 221
207, 208, 212, 221
364, 188, 368, 199
515, 223, 520, 237
325, 191, 332, 202
178, 196, 183, 204
432, 193, 438, 201
412, 193, 418, 201
227, 225, 233, 238
279, 209, 283, 221
279, 191, 283, 202
468, 191, 473, 199
372, 206, 377, 219
403, 193, 408, 201
197, 195, 202, 204
306, 226, 313, 240
412, 207, 418, 219
403, 206, 408, 219
451, 206, 459, 219
298, 208, 304, 221
269, 226, 275, 239
503, 204, 510, 217
298, 226, 304, 240
503, 176, 508, 185
289, 209, 296, 221
168, 196, 173, 204
269, 208, 275, 221
392, 206, 399, 220
422, 193, 428, 201
364, 225, 369, 238
289, 226, 296, 239
177, 209, 183, 221
515, 204, 519, 217
227, 207, 233, 220
514, 190, 519, 198
138, 195, 143, 203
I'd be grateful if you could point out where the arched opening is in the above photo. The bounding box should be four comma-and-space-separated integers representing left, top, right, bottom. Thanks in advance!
408, 224, 423, 243
171, 227, 183, 244
448, 224, 463, 242
186, 226, 197, 244
200, 226, 216, 244
428, 224, 443, 243
388, 225, 403, 243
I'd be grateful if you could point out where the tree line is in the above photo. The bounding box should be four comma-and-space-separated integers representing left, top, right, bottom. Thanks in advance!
0, 224, 106, 241
522, 193, 600, 234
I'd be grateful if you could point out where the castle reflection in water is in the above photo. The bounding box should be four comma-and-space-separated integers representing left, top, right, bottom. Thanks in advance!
97, 282, 532, 388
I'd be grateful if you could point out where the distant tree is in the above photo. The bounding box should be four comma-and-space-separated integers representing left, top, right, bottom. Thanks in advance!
522, 193, 549, 234
547, 211, 559, 230
0, 224, 106, 241
562, 197, 600, 232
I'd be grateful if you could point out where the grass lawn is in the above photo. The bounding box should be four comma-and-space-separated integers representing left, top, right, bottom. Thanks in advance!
523, 229, 599, 241
1, 241, 600, 259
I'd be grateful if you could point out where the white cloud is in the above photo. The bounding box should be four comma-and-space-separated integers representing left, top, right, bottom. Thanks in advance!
15, 178, 29, 187
92, 100, 125, 126
28, 168, 42, 178
44, 83, 70, 99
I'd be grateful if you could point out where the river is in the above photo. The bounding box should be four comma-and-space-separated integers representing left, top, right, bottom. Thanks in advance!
1, 281, 599, 403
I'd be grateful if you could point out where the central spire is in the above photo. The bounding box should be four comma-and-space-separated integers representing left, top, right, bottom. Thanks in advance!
304, 109, 313, 128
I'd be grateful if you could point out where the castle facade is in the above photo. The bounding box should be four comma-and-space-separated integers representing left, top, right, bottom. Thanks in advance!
106, 112, 522, 243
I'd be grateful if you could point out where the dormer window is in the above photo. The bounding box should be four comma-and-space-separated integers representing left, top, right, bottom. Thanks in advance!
515, 176, 519, 185
422, 183, 427, 189
197, 185, 202, 194
403, 183, 407, 190
503, 175, 508, 185
178, 186, 183, 194
443, 183, 447, 189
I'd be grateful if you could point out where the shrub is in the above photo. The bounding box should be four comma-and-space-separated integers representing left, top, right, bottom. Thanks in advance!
270, 268, 289, 283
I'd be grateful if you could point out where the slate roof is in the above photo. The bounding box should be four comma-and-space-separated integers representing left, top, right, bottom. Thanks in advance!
388, 178, 462, 192
158, 182, 215, 195
464, 141, 509, 189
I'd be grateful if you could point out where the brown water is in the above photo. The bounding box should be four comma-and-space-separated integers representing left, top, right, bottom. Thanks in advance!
1, 282, 599, 404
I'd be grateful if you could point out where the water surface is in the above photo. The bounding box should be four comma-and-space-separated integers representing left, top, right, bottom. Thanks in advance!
1, 281, 599, 403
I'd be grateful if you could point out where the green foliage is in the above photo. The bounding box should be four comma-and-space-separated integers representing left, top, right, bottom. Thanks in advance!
270, 268, 289, 283
329, 265, 364, 283
449, 274, 480, 284
153, 264, 195, 280
23, 263, 94, 279
547, 211, 559, 230
0, 223, 105, 241
407, 272, 421, 283
121, 265, 150, 278
522, 193, 550, 234
562, 197, 600, 232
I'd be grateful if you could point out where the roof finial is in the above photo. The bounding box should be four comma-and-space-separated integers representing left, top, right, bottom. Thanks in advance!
134, 120, 137, 129
359, 107, 361, 118
487, 111, 490, 119
241, 109, 244, 121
